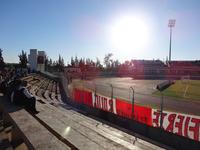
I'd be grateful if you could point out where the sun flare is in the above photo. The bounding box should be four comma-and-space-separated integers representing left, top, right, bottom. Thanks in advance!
110, 15, 149, 52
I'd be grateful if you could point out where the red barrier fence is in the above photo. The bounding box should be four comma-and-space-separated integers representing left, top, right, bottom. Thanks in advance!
73, 88, 200, 141
73, 88, 152, 125
73, 88, 93, 107
116, 99, 152, 126
92, 92, 117, 114
152, 109, 200, 142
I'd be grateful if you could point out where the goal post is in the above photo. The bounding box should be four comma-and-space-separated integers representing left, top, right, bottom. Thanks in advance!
181, 75, 190, 98
181, 75, 190, 84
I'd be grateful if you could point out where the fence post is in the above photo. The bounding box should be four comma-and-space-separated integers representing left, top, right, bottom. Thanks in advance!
110, 84, 113, 100
160, 92, 164, 128
130, 86, 135, 119
94, 82, 96, 96
81, 80, 84, 109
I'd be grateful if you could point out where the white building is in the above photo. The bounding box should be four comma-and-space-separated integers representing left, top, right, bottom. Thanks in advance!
28, 49, 46, 72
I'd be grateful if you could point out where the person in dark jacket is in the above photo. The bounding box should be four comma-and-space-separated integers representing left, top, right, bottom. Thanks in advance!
11, 79, 38, 113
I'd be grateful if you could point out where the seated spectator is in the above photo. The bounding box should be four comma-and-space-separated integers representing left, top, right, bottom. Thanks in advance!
0, 72, 2, 82
11, 79, 38, 114
0, 78, 9, 94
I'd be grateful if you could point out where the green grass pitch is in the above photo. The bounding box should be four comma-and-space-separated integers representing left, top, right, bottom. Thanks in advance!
153, 80, 200, 102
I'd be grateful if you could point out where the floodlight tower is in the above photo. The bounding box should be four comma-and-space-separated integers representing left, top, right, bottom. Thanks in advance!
168, 19, 176, 62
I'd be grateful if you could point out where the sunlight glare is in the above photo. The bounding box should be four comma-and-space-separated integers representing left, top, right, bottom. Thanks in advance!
110, 15, 149, 52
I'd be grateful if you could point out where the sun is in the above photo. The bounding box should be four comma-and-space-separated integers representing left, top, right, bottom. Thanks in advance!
110, 15, 149, 51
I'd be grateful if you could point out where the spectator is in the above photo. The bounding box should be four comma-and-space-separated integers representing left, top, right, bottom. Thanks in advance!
11, 79, 38, 113
0, 72, 2, 82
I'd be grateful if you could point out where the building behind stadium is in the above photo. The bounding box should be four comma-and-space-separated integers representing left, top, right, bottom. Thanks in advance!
28, 49, 46, 72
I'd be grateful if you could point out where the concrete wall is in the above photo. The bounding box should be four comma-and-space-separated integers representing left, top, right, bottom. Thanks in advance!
28, 49, 46, 72
29, 49, 37, 71
37, 51, 45, 72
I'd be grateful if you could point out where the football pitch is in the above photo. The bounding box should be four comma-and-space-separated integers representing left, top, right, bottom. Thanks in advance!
153, 80, 200, 102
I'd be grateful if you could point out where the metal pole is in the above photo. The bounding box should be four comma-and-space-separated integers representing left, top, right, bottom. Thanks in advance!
81, 80, 84, 107
168, 19, 175, 62
160, 92, 164, 128
94, 83, 96, 96
169, 27, 172, 62
130, 87, 135, 119
110, 84, 113, 100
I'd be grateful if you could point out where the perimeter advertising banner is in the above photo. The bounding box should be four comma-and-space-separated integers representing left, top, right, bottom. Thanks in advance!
116, 99, 152, 126
152, 109, 200, 142
73, 88, 93, 107
92, 92, 117, 114
73, 88, 200, 142
73, 88, 151, 125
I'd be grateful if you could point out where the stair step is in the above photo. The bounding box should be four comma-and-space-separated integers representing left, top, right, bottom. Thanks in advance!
14, 143, 28, 150
0, 139, 14, 150
4, 126, 13, 133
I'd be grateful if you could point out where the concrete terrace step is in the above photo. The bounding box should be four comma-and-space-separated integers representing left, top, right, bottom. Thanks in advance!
44, 90, 52, 101
0, 125, 14, 150
57, 94, 62, 102
55, 104, 161, 149
27, 77, 62, 102
36, 102, 131, 150
0, 96, 71, 150
35, 99, 165, 150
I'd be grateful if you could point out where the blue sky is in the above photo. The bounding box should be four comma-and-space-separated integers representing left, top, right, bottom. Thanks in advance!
1, 0, 200, 64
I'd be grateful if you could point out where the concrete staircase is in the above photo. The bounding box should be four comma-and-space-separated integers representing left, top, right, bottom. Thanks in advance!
0, 117, 28, 150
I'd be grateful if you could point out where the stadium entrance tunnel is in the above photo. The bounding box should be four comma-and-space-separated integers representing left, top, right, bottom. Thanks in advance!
156, 80, 175, 91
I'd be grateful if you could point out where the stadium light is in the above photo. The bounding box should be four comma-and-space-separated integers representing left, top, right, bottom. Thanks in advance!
168, 19, 176, 62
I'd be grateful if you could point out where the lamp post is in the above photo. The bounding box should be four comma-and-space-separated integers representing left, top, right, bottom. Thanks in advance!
168, 19, 176, 62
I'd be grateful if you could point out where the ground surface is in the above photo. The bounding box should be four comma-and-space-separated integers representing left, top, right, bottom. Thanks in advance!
71, 77, 200, 115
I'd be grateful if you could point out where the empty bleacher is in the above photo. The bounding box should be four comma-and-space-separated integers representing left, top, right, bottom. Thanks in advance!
22, 74, 63, 104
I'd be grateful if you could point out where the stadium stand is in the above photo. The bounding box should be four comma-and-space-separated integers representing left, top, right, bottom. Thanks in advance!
0, 96, 71, 150
22, 74, 63, 104
1, 72, 198, 149
125, 60, 200, 79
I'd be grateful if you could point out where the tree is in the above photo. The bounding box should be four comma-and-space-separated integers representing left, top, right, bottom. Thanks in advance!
86, 58, 92, 66
53, 61, 57, 66
104, 53, 113, 69
95, 57, 103, 70
79, 58, 84, 70
74, 56, 79, 67
18, 50, 28, 68
45, 57, 50, 71
70, 57, 75, 67
49, 58, 53, 66
57, 54, 65, 72
0, 48, 5, 70
113, 59, 120, 68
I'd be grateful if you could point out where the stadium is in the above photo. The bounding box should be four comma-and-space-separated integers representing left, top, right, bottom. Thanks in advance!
1, 1, 200, 150
0, 47, 199, 149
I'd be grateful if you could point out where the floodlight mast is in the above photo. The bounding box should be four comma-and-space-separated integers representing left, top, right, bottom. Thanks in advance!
168, 19, 176, 62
